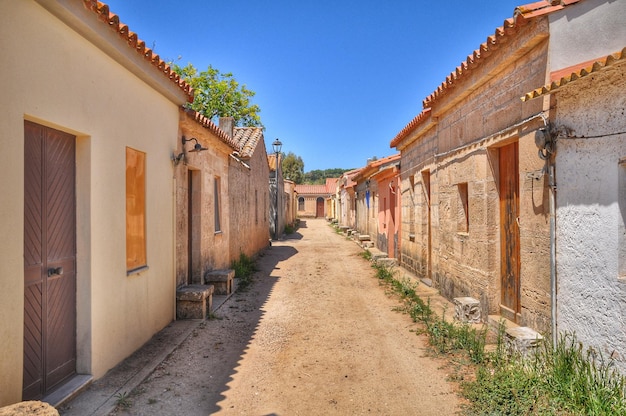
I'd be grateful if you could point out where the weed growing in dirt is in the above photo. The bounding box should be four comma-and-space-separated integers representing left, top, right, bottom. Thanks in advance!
231, 252, 257, 290
359, 249, 372, 261
365, 259, 626, 414
114, 391, 132, 409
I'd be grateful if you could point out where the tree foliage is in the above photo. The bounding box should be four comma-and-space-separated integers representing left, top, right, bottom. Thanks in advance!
282, 152, 305, 184
173, 63, 262, 127
303, 168, 353, 185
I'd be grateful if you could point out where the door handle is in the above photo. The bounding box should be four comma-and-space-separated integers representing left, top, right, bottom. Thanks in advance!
47, 267, 63, 277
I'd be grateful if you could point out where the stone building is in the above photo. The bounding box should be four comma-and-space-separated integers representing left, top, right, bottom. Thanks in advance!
391, 1, 557, 332
221, 118, 271, 261
175, 110, 240, 287
391, 0, 625, 339
294, 184, 332, 218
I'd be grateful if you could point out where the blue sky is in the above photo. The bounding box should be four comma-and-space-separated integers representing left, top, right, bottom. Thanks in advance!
104, 0, 521, 171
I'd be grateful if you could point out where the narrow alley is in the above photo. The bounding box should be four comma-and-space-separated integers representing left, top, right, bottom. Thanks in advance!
64, 219, 462, 416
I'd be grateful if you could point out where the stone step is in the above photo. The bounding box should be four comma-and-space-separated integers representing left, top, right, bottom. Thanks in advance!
374, 257, 397, 267
487, 315, 543, 356
358, 234, 371, 241
205, 269, 235, 295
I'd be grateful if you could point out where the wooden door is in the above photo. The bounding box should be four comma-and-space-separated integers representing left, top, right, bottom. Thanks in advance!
23, 121, 77, 400
316, 197, 324, 217
499, 142, 520, 321
422, 170, 432, 280
388, 182, 396, 258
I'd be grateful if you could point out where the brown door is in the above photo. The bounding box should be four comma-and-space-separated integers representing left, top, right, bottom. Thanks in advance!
316, 197, 324, 217
23, 121, 77, 400
499, 142, 521, 322
422, 170, 432, 280
388, 182, 396, 258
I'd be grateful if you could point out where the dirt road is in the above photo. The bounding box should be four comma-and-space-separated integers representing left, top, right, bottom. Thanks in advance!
114, 219, 461, 415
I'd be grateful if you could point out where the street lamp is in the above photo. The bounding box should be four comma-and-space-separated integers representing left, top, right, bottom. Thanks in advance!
272, 138, 282, 240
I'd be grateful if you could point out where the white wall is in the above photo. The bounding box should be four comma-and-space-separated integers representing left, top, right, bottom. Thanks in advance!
0, 1, 186, 404
549, 0, 626, 71
555, 60, 626, 372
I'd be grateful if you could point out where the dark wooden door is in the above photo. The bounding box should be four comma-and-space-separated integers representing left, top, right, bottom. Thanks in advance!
316, 197, 324, 217
499, 142, 520, 321
23, 121, 77, 400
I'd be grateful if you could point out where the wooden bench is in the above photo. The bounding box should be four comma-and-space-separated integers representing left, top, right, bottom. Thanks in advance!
176, 284, 214, 320
204, 269, 235, 295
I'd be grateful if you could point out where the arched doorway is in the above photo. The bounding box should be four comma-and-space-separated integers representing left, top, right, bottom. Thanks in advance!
316, 197, 325, 217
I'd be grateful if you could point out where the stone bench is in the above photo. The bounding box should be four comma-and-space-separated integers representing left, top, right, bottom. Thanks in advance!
204, 269, 235, 295
176, 284, 214, 320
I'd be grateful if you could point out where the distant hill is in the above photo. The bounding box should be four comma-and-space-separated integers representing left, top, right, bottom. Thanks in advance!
302, 168, 353, 185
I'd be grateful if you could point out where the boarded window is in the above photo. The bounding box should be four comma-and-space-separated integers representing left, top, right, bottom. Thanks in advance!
298, 196, 305, 211
126, 147, 147, 272
214, 177, 221, 233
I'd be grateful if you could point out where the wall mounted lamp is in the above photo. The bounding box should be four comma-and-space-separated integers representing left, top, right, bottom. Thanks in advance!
172, 136, 208, 166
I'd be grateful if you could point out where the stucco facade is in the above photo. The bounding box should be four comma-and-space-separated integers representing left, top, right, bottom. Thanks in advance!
540, 0, 626, 373
353, 155, 401, 258
294, 184, 330, 218
0, 0, 191, 405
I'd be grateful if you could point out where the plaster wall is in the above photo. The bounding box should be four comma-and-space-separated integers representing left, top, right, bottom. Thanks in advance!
549, 0, 626, 71
554, 61, 626, 373
0, 1, 183, 404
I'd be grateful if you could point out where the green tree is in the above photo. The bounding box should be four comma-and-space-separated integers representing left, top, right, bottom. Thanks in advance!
174, 63, 262, 127
282, 152, 305, 184
303, 168, 353, 184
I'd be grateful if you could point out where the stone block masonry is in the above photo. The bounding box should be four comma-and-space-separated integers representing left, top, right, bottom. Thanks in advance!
205, 269, 235, 295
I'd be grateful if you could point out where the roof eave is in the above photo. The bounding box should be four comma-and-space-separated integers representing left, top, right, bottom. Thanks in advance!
37, 0, 193, 106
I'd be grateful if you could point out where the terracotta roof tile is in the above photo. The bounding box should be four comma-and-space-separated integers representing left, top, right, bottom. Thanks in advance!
521, 47, 626, 101
233, 127, 264, 159
354, 154, 400, 182
389, 109, 431, 148
325, 178, 338, 193
294, 184, 330, 195
393, 0, 581, 149
82, 1, 194, 102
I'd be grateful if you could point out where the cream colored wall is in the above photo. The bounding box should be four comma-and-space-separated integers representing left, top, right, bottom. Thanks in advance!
0, 2, 183, 405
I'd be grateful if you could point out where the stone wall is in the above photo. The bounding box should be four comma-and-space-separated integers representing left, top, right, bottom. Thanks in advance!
177, 111, 234, 286
228, 138, 270, 261
397, 19, 553, 332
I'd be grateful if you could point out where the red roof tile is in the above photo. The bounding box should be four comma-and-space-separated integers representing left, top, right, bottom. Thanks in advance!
325, 178, 338, 193
392, 0, 581, 149
294, 184, 330, 195
521, 47, 626, 101
233, 127, 264, 159
82, 1, 194, 102
389, 109, 431, 148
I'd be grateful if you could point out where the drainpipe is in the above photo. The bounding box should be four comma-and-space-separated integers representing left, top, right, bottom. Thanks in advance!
548, 161, 557, 348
